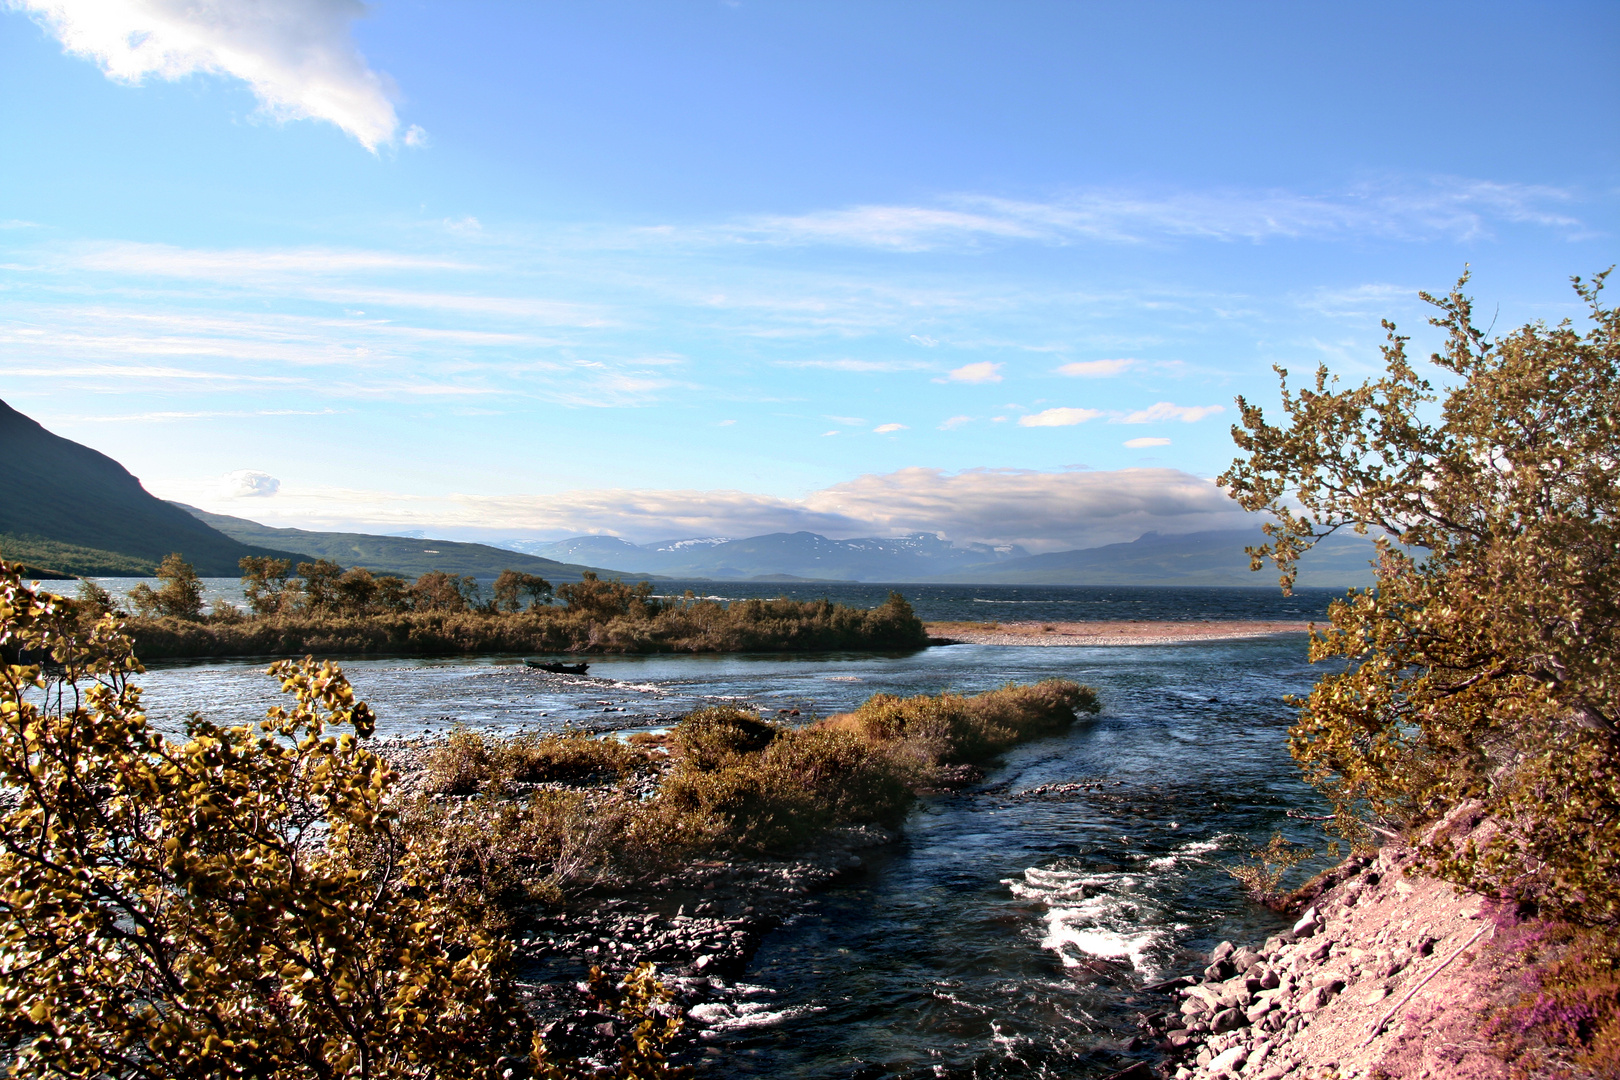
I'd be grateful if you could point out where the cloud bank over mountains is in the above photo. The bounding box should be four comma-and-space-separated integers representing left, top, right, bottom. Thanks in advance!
176, 465, 1251, 553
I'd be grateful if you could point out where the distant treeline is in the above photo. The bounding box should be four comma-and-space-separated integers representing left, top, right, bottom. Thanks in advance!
83, 555, 928, 658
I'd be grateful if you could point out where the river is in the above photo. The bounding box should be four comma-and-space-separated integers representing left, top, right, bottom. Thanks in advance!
126, 620, 1333, 1078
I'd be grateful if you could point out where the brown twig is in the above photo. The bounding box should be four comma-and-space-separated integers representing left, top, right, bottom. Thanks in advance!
1364, 922, 1491, 1045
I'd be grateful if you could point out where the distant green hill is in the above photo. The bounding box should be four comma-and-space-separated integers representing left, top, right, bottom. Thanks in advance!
0, 399, 310, 576
173, 504, 626, 583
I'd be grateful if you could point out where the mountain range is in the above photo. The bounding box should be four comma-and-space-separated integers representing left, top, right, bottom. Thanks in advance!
506, 531, 1030, 582
506, 527, 1377, 587
4, 396, 1378, 587
0, 398, 308, 576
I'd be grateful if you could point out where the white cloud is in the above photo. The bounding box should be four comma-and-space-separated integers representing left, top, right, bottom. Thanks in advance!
170, 466, 1252, 552
938, 415, 972, 430
1057, 358, 1136, 377
939, 361, 1003, 384
72, 242, 470, 278
1019, 407, 1102, 427
1115, 402, 1226, 424
1124, 437, 1172, 448
717, 177, 1583, 251
780, 358, 932, 372
873, 423, 906, 434
17, 0, 403, 150
220, 469, 279, 498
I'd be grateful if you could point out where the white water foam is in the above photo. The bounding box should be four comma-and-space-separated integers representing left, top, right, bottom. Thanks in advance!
1003, 838, 1230, 979
1143, 835, 1226, 871
688, 1000, 825, 1033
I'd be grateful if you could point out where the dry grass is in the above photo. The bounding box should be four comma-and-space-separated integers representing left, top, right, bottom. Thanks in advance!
822, 679, 1098, 767
399, 678, 1100, 909
423, 728, 644, 795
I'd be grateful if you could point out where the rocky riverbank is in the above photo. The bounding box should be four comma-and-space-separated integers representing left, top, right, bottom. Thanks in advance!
926, 620, 1312, 647
375, 732, 926, 1071
1139, 809, 1519, 1080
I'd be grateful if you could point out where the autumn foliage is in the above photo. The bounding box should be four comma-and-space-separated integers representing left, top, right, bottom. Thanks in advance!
1221, 271, 1620, 925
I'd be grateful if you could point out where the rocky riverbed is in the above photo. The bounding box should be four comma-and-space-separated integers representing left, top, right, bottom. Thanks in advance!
375, 732, 920, 1072
1137, 807, 1517, 1080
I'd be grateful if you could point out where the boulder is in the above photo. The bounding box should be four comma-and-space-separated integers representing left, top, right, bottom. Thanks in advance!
1207, 1045, 1248, 1075
1298, 985, 1336, 1013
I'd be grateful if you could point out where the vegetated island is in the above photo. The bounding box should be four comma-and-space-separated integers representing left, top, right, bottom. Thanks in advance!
90, 554, 931, 659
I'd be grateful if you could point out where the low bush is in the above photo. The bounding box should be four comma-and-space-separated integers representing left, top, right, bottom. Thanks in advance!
405, 679, 1101, 901
829, 679, 1099, 767
1485, 919, 1620, 1076
669, 707, 783, 770
425, 728, 644, 795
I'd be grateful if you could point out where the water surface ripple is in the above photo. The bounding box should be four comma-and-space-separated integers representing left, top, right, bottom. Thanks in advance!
126, 634, 1330, 1078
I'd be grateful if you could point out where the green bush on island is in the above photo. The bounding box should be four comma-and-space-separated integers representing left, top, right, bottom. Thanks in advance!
1221, 270, 1620, 928
114, 557, 929, 657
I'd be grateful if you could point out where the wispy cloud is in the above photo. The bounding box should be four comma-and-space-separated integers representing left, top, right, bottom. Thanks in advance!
873, 423, 906, 434
777, 358, 933, 372
938, 415, 973, 430
939, 361, 1002, 384
1124, 437, 1171, 448
1056, 358, 1136, 377
1019, 407, 1102, 427
716, 177, 1584, 251
72, 243, 471, 278
1115, 402, 1225, 424
16, 0, 407, 150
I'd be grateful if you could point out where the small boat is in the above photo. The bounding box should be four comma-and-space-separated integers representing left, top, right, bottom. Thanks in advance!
526, 659, 590, 675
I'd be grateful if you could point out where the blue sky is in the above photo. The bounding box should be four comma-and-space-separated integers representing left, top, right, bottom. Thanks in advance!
3, 1, 1616, 550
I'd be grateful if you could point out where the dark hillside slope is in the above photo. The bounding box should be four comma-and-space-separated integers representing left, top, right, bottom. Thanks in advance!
175, 505, 625, 582
0, 399, 308, 575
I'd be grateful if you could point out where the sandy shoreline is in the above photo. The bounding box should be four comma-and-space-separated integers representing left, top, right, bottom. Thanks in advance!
925, 619, 1314, 646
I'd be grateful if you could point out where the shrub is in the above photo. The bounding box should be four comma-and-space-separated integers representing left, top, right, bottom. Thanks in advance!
1223, 832, 1321, 905
0, 562, 685, 1078
832, 679, 1098, 767
0, 563, 528, 1076
424, 728, 644, 795
125, 551, 204, 620
1486, 921, 1620, 1076
1221, 271, 1620, 924
670, 707, 783, 771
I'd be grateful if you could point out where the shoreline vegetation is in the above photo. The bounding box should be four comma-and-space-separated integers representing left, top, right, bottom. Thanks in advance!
93, 555, 931, 659
0, 560, 1100, 1075
77, 553, 1322, 661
